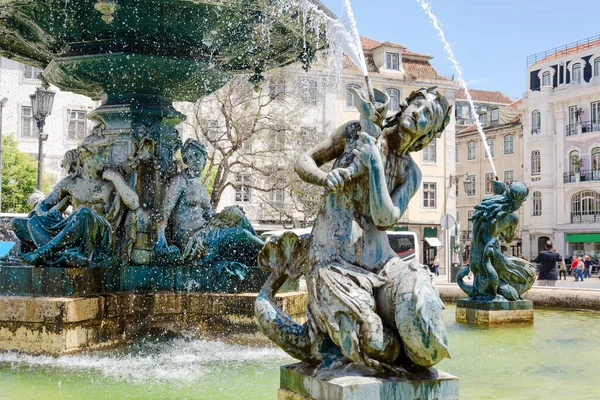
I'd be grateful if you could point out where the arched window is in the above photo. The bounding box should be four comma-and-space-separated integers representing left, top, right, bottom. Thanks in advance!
385, 88, 401, 113
570, 150, 581, 173
504, 134, 514, 154
531, 150, 541, 175
532, 191, 542, 216
532, 110, 541, 134
571, 191, 600, 223
595, 57, 600, 77
592, 147, 600, 171
485, 138, 495, 158
467, 141, 476, 160
572, 63, 582, 84
346, 84, 361, 107
542, 71, 551, 86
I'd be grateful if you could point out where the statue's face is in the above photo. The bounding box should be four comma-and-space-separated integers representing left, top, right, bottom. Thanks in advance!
185, 148, 206, 174
394, 95, 439, 153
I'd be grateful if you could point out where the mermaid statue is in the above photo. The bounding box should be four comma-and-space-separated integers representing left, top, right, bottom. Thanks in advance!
457, 180, 535, 301
255, 86, 453, 374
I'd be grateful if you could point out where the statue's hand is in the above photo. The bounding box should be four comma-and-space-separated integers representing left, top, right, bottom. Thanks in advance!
326, 168, 351, 192
182, 232, 206, 261
101, 169, 119, 181
352, 131, 377, 167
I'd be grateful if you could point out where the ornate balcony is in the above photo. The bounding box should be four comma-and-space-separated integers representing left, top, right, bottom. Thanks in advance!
564, 169, 600, 183
565, 120, 600, 136
571, 212, 600, 223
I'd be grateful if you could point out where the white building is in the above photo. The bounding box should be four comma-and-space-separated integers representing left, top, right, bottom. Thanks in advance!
521, 34, 600, 260
0, 58, 97, 180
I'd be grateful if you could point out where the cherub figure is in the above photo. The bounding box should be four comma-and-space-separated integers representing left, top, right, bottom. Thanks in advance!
256, 87, 452, 373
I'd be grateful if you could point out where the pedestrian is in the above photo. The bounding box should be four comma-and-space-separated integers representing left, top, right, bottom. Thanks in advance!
574, 256, 585, 282
583, 255, 592, 279
565, 255, 573, 275
432, 255, 440, 276
534, 240, 563, 287
558, 259, 567, 280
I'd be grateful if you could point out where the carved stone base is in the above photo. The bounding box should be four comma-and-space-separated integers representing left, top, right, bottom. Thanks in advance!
455, 299, 534, 325
0, 291, 307, 355
278, 363, 460, 400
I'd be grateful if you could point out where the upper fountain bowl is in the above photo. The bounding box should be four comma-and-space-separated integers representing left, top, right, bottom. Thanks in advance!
0, 0, 332, 101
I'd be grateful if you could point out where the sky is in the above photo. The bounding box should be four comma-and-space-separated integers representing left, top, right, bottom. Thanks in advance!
320, 0, 600, 100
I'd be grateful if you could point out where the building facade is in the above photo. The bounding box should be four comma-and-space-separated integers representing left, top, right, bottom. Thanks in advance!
454, 89, 513, 132
521, 35, 600, 260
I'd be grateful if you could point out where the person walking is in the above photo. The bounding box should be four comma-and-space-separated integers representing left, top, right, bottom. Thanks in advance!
574, 256, 585, 282
583, 255, 592, 279
534, 240, 562, 287
432, 255, 440, 276
558, 259, 567, 280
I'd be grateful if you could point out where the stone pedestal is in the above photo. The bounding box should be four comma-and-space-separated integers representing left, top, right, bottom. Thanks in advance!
455, 299, 533, 325
0, 291, 307, 355
278, 363, 459, 400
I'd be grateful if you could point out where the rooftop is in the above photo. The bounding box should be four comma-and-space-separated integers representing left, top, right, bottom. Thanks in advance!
527, 34, 600, 66
360, 37, 432, 59
455, 89, 512, 104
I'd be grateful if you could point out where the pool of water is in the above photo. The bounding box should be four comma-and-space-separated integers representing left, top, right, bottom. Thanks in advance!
1, 307, 599, 399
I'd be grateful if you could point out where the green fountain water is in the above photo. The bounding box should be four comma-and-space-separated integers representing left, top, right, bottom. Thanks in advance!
1, 306, 598, 400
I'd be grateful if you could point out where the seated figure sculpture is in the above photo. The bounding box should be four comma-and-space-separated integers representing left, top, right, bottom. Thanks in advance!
457, 180, 535, 301
154, 139, 265, 281
12, 144, 139, 268
256, 87, 452, 374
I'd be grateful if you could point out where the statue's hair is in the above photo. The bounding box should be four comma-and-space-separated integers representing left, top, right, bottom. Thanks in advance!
27, 190, 45, 207
61, 149, 82, 176
383, 87, 453, 152
182, 139, 208, 163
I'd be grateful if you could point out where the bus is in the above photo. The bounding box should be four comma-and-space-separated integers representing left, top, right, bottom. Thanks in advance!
260, 229, 420, 264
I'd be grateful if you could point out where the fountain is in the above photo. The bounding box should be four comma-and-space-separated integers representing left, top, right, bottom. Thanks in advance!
0, 0, 332, 354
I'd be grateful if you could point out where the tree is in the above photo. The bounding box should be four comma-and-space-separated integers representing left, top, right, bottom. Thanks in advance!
179, 71, 326, 227
1, 135, 38, 213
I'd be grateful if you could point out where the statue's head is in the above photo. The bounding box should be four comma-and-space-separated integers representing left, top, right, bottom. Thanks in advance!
506, 181, 529, 205
182, 139, 207, 175
383, 87, 452, 154
61, 149, 82, 177
27, 190, 45, 208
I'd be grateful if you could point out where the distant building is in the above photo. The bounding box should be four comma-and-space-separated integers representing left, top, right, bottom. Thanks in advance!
0, 58, 97, 180
454, 89, 513, 133
521, 34, 600, 260
455, 102, 523, 257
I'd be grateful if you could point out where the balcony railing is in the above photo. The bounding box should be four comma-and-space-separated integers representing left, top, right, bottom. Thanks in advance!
565, 120, 600, 136
527, 34, 600, 66
563, 169, 600, 183
571, 212, 600, 223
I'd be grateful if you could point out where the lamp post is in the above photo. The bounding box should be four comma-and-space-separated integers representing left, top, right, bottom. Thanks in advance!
0, 97, 8, 212
29, 86, 55, 191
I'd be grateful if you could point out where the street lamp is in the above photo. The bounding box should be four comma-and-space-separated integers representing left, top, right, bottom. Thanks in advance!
30, 86, 55, 191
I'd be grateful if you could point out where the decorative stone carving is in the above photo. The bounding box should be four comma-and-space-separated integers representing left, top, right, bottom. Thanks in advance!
256, 87, 453, 374
457, 180, 535, 301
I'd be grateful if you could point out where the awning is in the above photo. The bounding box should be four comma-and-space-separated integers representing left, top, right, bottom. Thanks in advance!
425, 237, 443, 247
566, 233, 600, 243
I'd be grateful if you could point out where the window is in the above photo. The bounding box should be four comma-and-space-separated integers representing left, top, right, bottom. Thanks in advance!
595, 57, 600, 77
504, 135, 514, 154
272, 125, 286, 151
386, 53, 400, 70
301, 79, 317, 105
479, 113, 488, 126
542, 71, 551, 86
572, 191, 600, 220
423, 138, 436, 162
485, 173, 494, 194
568, 106, 579, 135
592, 147, 600, 171
491, 108, 499, 122
532, 110, 541, 134
242, 138, 253, 153
203, 120, 219, 141
67, 109, 87, 141
22, 65, 41, 80
570, 150, 580, 173
467, 210, 474, 239
531, 150, 541, 176
592, 101, 600, 131
268, 189, 285, 207
465, 175, 476, 196
532, 191, 542, 216
422, 182, 436, 209
572, 63, 582, 84
20, 106, 39, 139
456, 103, 469, 119
455, 144, 459, 162
385, 88, 401, 112
467, 141, 476, 160
485, 138, 495, 158
504, 170, 514, 185
346, 84, 361, 107
269, 78, 286, 100
235, 174, 251, 203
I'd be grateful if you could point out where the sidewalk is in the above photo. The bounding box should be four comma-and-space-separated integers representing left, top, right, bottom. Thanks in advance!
435, 271, 600, 290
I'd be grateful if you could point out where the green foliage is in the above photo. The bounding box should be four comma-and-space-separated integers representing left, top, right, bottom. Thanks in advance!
202, 165, 218, 197
1, 136, 38, 213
